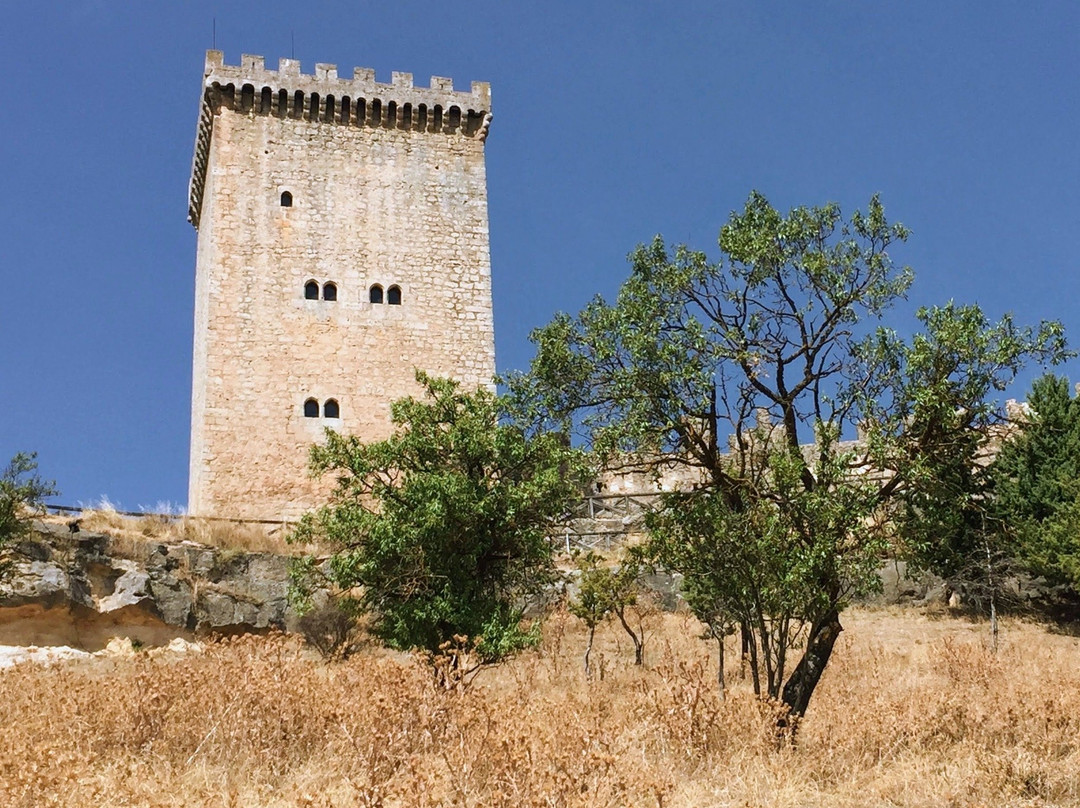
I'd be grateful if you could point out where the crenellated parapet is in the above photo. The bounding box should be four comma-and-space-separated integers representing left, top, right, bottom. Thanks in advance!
188, 50, 493, 227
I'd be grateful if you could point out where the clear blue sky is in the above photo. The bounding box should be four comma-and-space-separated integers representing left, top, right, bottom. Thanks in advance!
1, 2, 1077, 510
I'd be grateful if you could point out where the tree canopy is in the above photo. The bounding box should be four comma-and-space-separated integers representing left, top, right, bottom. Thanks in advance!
508, 191, 1067, 719
990, 374, 1080, 588
293, 372, 588, 663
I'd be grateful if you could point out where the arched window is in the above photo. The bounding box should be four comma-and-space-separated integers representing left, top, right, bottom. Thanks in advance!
322, 282, 337, 301
303, 398, 319, 418
387, 285, 402, 305
304, 280, 319, 300
280, 191, 293, 207
369, 284, 384, 304
323, 399, 340, 418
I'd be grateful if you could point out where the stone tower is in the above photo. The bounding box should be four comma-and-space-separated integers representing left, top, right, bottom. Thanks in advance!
187, 51, 495, 520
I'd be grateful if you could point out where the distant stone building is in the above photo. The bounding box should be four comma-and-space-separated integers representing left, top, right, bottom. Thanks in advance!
186, 51, 496, 519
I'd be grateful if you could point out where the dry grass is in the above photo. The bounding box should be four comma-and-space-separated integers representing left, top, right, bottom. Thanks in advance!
44, 507, 328, 557
2, 607, 1079, 807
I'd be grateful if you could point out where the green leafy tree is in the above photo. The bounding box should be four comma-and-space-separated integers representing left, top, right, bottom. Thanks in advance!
292, 372, 588, 667
866, 306, 1054, 603
568, 550, 646, 675
0, 453, 58, 579
990, 374, 1080, 588
509, 191, 1066, 721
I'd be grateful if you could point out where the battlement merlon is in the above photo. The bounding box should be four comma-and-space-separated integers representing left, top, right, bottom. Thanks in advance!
188, 51, 493, 227
206, 50, 490, 116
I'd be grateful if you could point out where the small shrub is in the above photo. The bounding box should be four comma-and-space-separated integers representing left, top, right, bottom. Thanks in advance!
296, 597, 361, 659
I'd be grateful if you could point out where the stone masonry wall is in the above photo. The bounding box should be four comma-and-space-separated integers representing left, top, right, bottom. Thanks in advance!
188, 53, 496, 519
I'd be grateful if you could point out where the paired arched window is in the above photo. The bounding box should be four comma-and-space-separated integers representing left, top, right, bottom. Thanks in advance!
369, 284, 403, 305
304, 398, 340, 419
280, 191, 293, 207
304, 280, 338, 301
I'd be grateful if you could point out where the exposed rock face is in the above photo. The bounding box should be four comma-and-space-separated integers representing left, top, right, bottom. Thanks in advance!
0, 523, 298, 650
868, 560, 947, 606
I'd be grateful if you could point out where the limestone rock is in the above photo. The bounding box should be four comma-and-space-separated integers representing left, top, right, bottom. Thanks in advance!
0, 522, 302, 650
0, 644, 93, 669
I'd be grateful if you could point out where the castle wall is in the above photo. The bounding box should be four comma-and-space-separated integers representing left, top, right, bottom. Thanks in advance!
188, 53, 495, 519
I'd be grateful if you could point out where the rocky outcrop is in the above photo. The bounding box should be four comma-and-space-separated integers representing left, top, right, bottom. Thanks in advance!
0, 523, 299, 650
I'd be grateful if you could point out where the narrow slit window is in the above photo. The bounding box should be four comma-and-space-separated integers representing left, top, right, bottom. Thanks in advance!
369, 284, 384, 304
304, 280, 319, 300
281, 191, 293, 207
322, 282, 337, 301
323, 399, 340, 419
303, 398, 319, 418
387, 285, 401, 305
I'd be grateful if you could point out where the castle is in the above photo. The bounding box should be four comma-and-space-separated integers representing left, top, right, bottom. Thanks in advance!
186, 51, 496, 520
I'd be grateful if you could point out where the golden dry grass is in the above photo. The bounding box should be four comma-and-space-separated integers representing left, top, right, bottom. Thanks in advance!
43, 508, 328, 557
2, 607, 1079, 807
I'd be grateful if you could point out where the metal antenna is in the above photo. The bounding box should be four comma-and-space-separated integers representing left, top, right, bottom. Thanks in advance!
213, 18, 216, 49
291, 31, 295, 59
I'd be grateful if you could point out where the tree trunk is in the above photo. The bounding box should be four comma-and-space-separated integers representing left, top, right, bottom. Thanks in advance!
716, 632, 726, 699
780, 609, 842, 720
745, 624, 762, 696
740, 622, 751, 681
584, 625, 595, 677
616, 608, 644, 665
